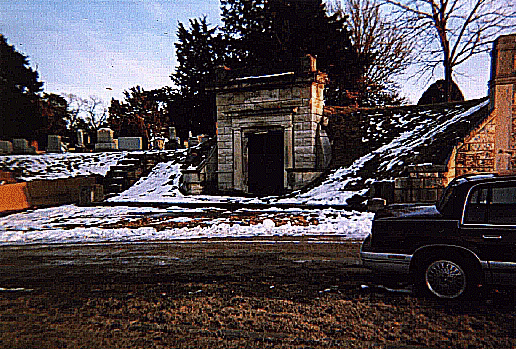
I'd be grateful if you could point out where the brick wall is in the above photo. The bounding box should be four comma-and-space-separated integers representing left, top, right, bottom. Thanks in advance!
371, 165, 447, 204
450, 116, 497, 178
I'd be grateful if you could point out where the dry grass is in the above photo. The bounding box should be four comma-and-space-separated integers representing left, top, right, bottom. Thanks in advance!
0, 241, 514, 348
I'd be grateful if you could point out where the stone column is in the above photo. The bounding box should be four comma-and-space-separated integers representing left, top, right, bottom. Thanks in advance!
494, 85, 513, 171
233, 129, 244, 191
76, 129, 85, 148
490, 34, 516, 172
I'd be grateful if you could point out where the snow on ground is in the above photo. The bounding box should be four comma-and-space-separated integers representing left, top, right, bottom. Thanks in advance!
0, 150, 374, 246
107, 157, 366, 206
108, 161, 239, 204
110, 162, 185, 201
277, 154, 374, 206
0, 204, 373, 245
0, 101, 489, 246
0, 152, 127, 180
108, 161, 271, 204
0, 140, 381, 246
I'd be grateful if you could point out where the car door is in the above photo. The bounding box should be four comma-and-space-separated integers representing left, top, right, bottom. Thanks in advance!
461, 182, 516, 285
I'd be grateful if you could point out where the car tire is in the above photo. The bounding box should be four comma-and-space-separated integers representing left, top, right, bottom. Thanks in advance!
415, 255, 479, 300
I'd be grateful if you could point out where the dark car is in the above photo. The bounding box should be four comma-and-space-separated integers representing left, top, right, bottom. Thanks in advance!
361, 174, 516, 299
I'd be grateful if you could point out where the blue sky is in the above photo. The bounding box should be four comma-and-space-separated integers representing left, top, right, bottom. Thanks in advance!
1, 0, 492, 105
1, 0, 221, 103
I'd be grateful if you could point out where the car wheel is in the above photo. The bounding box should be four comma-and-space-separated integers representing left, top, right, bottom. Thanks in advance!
416, 257, 478, 300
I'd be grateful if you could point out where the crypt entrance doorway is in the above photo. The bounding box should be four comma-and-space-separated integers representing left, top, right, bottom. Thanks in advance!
246, 129, 284, 196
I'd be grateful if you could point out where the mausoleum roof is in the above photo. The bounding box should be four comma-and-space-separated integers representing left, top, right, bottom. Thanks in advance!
326, 97, 490, 181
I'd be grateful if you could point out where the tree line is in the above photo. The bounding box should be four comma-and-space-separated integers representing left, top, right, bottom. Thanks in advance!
1, 0, 513, 148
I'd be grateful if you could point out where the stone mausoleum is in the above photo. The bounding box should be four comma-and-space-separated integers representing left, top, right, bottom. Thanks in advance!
214, 56, 331, 195
190, 33, 515, 201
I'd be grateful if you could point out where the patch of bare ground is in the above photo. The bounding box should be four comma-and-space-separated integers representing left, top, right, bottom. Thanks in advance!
0, 240, 513, 348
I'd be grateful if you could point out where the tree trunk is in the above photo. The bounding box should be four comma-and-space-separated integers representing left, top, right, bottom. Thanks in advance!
444, 58, 453, 103
433, 3, 453, 103
438, 30, 453, 102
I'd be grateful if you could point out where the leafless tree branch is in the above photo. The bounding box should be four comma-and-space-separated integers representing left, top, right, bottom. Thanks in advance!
329, 0, 415, 104
84, 96, 107, 132
381, 0, 515, 101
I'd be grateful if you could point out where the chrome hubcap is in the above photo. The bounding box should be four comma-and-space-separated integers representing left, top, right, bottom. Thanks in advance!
425, 260, 466, 299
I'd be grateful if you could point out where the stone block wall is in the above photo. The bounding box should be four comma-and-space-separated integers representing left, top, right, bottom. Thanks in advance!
449, 116, 497, 178
446, 34, 516, 179
371, 165, 447, 204
325, 107, 368, 167
395, 167, 446, 203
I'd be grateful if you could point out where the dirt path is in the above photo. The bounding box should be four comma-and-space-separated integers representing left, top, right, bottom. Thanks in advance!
0, 239, 514, 348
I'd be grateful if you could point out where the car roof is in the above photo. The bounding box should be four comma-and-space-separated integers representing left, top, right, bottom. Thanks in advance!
452, 173, 516, 187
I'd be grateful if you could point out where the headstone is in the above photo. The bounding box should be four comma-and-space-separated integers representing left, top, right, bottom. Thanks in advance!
95, 128, 118, 151
169, 127, 177, 140
0, 141, 13, 154
165, 128, 179, 149
153, 138, 165, 150
97, 128, 114, 143
47, 135, 62, 153
118, 137, 143, 151
76, 129, 85, 148
12, 139, 34, 154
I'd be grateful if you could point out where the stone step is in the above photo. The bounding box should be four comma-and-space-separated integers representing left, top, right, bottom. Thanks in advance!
106, 183, 124, 193
122, 160, 140, 165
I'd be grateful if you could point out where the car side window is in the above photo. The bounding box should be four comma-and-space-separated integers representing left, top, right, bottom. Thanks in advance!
464, 186, 488, 223
491, 186, 516, 204
489, 185, 516, 225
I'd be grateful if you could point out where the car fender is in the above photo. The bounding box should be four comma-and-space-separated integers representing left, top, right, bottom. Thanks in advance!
410, 244, 487, 282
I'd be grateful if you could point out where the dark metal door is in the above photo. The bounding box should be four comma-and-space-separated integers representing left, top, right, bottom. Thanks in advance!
247, 130, 284, 196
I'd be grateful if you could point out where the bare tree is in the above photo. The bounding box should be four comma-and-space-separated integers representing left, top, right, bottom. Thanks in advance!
63, 93, 86, 131
329, 0, 414, 106
384, 0, 516, 101
84, 96, 108, 132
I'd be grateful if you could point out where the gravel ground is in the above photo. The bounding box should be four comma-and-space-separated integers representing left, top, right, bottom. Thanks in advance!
0, 239, 514, 348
